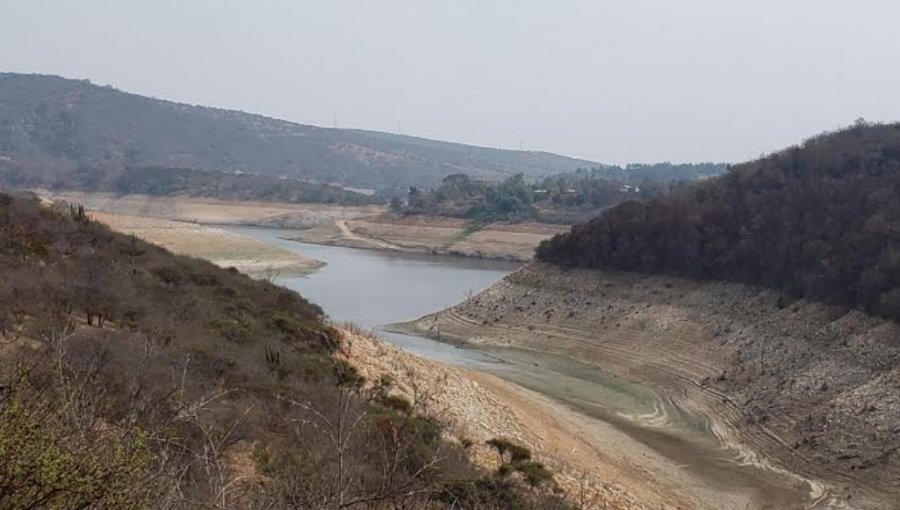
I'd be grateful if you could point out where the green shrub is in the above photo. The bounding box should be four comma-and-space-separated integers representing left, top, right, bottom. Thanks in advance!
0, 384, 155, 510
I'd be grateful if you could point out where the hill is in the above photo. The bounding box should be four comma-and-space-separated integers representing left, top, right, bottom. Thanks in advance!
537, 122, 900, 320
0, 73, 597, 191
0, 192, 567, 509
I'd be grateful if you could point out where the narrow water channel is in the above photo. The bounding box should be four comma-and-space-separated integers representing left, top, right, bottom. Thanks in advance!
227, 226, 830, 510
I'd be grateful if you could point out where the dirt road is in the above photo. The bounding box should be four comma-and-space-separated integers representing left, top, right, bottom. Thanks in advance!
292, 214, 568, 261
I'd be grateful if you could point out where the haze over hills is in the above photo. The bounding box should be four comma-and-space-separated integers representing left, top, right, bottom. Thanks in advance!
0, 72, 599, 191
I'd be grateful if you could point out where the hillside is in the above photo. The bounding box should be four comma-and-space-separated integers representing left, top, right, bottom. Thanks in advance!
398, 124, 900, 507
537, 122, 900, 320
405, 263, 900, 508
0, 73, 597, 190
0, 192, 568, 509
0, 160, 380, 205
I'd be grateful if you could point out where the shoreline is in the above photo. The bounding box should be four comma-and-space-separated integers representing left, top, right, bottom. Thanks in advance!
287, 213, 569, 262
91, 212, 325, 276
44, 191, 566, 263
402, 263, 896, 509
385, 320, 827, 510
337, 326, 658, 510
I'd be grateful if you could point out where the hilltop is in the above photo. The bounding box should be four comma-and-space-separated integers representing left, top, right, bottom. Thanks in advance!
0, 73, 597, 191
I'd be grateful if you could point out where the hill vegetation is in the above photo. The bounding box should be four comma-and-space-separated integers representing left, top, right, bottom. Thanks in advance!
395, 172, 682, 224
537, 122, 900, 320
545, 162, 727, 184
0, 159, 378, 205
0, 192, 567, 509
0, 72, 596, 192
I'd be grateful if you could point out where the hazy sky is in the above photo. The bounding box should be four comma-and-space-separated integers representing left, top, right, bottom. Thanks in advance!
2, 1, 899, 164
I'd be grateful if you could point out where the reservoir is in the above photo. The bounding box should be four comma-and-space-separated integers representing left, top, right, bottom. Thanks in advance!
228, 225, 826, 510
225, 225, 520, 366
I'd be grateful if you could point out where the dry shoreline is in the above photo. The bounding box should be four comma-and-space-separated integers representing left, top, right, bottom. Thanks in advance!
337, 327, 654, 510
289, 213, 569, 261
43, 191, 382, 228
45, 192, 566, 262
403, 263, 900, 509
91, 212, 324, 276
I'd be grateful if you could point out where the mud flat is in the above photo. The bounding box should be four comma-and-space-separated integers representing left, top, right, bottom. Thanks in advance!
290, 213, 569, 261
93, 212, 323, 276
402, 263, 900, 509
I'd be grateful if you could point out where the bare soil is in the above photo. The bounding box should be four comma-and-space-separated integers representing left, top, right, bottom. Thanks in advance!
92, 212, 323, 275
338, 326, 654, 510
43, 191, 381, 228
291, 213, 569, 261
405, 263, 900, 510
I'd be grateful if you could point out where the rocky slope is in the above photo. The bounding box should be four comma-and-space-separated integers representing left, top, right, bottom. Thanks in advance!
338, 327, 650, 510
405, 263, 900, 509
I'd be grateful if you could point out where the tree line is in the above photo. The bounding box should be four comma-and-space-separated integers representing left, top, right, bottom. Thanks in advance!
394, 172, 678, 224
538, 123, 900, 320
0, 160, 378, 205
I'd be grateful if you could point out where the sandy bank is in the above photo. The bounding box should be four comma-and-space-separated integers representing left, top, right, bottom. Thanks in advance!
44, 191, 381, 228
290, 213, 569, 261
337, 326, 656, 510
92, 212, 323, 276
405, 263, 900, 509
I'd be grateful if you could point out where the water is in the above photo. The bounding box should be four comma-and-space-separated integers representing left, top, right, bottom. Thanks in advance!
227, 226, 826, 509
225, 225, 518, 366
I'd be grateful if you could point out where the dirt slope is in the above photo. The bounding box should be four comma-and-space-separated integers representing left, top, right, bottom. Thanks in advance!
291, 214, 569, 261
339, 327, 654, 510
405, 263, 900, 510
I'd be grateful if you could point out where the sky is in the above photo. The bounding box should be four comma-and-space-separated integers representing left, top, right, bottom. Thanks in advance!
2, 1, 899, 165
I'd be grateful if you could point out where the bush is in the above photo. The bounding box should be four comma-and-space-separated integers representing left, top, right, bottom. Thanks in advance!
0, 380, 155, 510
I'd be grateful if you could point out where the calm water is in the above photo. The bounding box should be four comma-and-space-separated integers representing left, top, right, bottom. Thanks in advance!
225, 225, 520, 366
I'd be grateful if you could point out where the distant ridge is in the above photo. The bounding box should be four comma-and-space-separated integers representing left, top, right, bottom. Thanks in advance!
0, 72, 599, 190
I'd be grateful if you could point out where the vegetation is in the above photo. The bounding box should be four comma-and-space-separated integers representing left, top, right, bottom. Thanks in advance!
0, 192, 568, 509
0, 161, 378, 205
400, 174, 535, 222
537, 122, 900, 320
552, 162, 727, 184
394, 172, 677, 224
0, 72, 596, 191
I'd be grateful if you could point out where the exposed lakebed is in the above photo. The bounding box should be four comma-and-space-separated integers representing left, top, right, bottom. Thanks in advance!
228, 226, 828, 509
